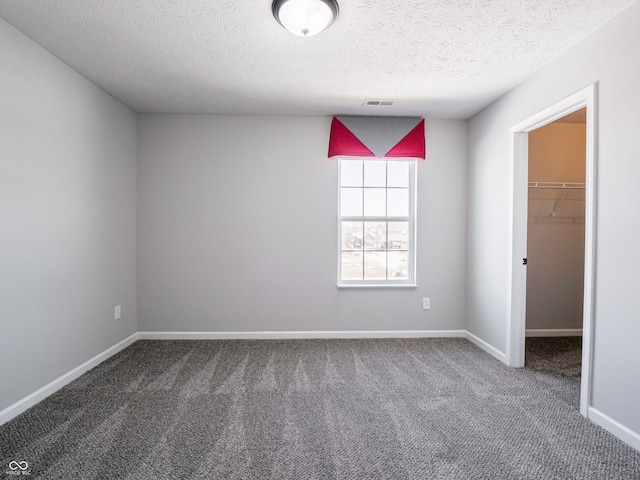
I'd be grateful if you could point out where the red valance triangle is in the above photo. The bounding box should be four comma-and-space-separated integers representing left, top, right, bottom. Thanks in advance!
328, 118, 375, 158
383, 120, 426, 159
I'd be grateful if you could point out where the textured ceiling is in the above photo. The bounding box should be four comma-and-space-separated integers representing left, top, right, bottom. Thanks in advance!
0, 0, 636, 118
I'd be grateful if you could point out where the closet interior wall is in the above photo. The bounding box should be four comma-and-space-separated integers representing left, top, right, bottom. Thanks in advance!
526, 118, 586, 332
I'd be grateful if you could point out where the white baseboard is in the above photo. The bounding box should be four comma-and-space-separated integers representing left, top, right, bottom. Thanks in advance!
588, 407, 640, 453
465, 331, 507, 363
526, 329, 583, 337
138, 330, 467, 340
0, 333, 139, 426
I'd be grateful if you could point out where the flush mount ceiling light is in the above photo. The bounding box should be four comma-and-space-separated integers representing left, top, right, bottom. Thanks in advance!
272, 0, 339, 37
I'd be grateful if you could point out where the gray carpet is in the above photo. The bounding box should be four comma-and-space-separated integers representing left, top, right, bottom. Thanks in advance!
526, 336, 582, 380
1, 338, 639, 479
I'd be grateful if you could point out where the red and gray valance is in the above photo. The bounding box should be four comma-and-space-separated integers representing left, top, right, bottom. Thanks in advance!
328, 116, 425, 160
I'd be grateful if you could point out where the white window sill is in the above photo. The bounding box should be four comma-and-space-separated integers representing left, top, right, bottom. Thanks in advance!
338, 284, 418, 289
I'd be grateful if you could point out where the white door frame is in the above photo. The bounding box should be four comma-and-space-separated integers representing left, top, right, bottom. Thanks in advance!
506, 84, 597, 417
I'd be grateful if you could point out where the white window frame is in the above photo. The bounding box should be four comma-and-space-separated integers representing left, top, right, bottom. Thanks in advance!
337, 158, 417, 288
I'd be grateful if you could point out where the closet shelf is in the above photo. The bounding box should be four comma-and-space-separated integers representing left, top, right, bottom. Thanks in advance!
528, 182, 585, 189
528, 182, 585, 220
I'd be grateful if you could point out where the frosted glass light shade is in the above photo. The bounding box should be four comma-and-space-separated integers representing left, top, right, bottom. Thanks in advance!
272, 0, 339, 37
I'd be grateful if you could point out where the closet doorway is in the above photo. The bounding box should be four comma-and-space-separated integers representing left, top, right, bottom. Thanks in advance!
507, 85, 596, 418
525, 109, 586, 391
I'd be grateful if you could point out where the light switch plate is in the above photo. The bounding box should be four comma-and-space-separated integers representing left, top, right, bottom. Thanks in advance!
422, 298, 431, 310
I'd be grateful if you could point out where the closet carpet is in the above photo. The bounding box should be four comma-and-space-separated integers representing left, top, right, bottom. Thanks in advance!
525, 336, 583, 380
1, 338, 639, 479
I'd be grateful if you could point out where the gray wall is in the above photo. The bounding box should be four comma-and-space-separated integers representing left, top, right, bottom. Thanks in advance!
467, 1, 640, 433
0, 18, 137, 412
137, 115, 468, 333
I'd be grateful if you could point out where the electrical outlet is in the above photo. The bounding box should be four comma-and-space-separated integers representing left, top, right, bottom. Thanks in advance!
115, 305, 121, 320
422, 298, 431, 310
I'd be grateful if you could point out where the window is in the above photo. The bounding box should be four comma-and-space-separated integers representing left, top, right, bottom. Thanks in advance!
338, 159, 416, 286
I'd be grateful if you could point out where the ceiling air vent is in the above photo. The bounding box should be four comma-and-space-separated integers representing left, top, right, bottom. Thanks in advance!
364, 99, 395, 106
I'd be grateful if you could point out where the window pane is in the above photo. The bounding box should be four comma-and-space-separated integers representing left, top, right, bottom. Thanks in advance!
387, 221, 409, 250
387, 162, 409, 187
341, 188, 362, 216
388, 251, 409, 279
387, 188, 409, 217
363, 188, 385, 216
364, 252, 386, 280
340, 160, 363, 187
342, 251, 363, 280
342, 222, 363, 250
338, 159, 415, 285
364, 161, 386, 187
364, 222, 386, 250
